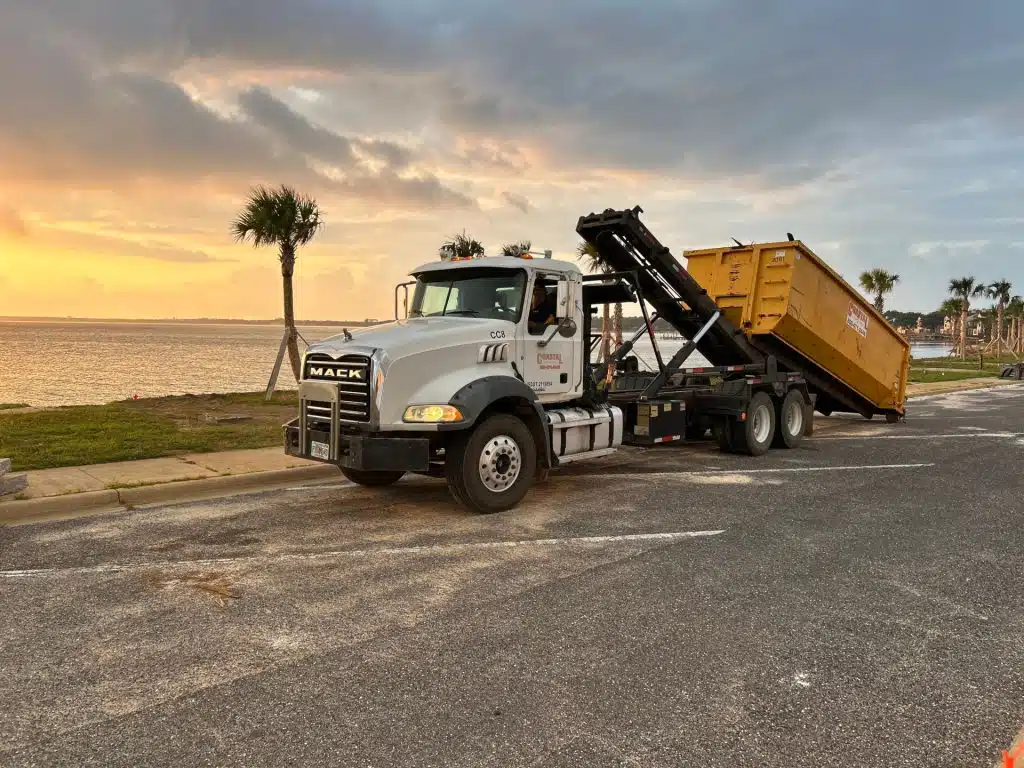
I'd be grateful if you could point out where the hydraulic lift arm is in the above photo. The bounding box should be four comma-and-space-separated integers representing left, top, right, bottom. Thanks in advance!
575, 206, 763, 367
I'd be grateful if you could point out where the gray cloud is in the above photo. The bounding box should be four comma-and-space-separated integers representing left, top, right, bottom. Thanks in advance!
235, 86, 473, 208
427, 0, 1024, 181
238, 86, 357, 168
326, 172, 476, 210
238, 87, 415, 172
501, 191, 532, 214
10, 0, 433, 74
0, 12, 474, 211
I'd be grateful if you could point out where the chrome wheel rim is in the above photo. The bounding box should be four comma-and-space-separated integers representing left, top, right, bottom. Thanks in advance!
785, 401, 803, 436
752, 403, 772, 443
478, 435, 522, 492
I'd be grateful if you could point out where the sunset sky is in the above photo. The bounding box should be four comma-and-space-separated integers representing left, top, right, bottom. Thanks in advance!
1, 1, 1022, 321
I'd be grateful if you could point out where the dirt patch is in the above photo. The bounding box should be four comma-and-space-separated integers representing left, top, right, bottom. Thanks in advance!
146, 570, 241, 606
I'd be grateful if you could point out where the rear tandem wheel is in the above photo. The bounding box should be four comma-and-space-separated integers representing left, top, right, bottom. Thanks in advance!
772, 389, 806, 449
730, 391, 776, 456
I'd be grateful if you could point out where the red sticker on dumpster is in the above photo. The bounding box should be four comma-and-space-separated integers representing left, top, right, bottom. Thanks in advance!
846, 304, 869, 337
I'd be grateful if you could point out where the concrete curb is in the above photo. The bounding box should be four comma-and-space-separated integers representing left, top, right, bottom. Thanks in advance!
0, 464, 340, 526
0, 489, 122, 525
117, 464, 339, 507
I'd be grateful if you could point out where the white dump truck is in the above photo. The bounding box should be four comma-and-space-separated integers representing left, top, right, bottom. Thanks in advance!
284, 207, 825, 513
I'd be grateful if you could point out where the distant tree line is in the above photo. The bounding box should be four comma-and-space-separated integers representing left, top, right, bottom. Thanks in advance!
882, 310, 947, 330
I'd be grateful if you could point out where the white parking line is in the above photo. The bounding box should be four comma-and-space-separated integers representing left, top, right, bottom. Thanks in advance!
0, 529, 725, 579
585, 462, 935, 479
816, 432, 1021, 441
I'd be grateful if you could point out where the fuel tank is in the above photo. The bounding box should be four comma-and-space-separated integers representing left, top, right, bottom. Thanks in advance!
545, 405, 623, 461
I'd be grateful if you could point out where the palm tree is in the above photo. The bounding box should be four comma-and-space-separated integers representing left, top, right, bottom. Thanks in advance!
986, 279, 1013, 359
500, 240, 532, 258
858, 269, 900, 314
576, 241, 612, 363
948, 277, 986, 359
232, 184, 323, 382
439, 231, 484, 260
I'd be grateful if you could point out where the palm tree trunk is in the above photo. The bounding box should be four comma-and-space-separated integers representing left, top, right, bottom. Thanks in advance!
613, 302, 623, 347
996, 305, 1004, 359
960, 307, 968, 360
280, 245, 302, 381
600, 304, 611, 362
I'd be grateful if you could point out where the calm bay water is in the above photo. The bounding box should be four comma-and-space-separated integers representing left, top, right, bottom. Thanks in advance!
0, 320, 353, 407
0, 320, 952, 407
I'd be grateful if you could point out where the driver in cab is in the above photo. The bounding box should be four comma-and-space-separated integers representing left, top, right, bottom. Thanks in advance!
527, 282, 557, 334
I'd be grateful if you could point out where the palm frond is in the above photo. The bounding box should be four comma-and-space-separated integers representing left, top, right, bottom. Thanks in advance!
575, 240, 611, 274
500, 240, 532, 258
439, 231, 485, 260
231, 183, 323, 253
987, 279, 1012, 305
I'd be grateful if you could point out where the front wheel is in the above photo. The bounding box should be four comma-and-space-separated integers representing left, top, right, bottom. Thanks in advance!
339, 467, 405, 486
445, 413, 537, 514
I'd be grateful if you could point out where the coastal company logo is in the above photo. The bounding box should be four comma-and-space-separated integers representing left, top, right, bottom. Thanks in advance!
846, 303, 869, 337
307, 366, 364, 380
537, 352, 563, 371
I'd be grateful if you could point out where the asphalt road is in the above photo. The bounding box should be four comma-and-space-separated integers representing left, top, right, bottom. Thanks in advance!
1, 384, 1022, 767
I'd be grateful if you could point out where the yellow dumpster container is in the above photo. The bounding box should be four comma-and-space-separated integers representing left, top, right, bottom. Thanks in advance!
683, 240, 910, 419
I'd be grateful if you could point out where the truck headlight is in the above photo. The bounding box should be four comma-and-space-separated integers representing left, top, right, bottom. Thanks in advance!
403, 404, 464, 423
374, 368, 384, 411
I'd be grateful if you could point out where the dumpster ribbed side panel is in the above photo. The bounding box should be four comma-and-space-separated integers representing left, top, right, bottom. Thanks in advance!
684, 240, 910, 416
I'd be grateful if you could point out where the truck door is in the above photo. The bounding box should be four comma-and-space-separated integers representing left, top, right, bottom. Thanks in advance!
519, 273, 580, 401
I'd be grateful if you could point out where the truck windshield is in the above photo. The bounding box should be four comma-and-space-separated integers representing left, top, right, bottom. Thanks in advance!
409, 269, 526, 321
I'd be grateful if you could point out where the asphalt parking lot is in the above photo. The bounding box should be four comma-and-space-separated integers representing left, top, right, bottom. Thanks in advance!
1, 384, 1022, 767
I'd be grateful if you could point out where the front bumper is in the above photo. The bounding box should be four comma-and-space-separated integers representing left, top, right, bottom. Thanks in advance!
284, 419, 431, 472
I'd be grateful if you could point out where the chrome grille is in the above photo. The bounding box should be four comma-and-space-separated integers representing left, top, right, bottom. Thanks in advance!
303, 353, 371, 422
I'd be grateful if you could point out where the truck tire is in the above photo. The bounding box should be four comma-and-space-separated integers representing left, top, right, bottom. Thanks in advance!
712, 418, 735, 453
339, 467, 405, 486
445, 413, 537, 514
732, 391, 775, 456
772, 389, 805, 449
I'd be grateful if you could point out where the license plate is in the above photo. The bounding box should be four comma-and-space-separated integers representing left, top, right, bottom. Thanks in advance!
310, 440, 330, 460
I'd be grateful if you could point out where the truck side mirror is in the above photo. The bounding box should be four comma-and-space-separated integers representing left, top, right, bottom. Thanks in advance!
555, 280, 577, 319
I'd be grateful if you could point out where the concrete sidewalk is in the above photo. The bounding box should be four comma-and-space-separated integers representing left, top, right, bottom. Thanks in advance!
0, 448, 339, 525
13, 447, 317, 500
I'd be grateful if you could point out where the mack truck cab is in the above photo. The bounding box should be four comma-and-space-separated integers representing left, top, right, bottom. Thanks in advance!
284, 252, 624, 513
